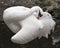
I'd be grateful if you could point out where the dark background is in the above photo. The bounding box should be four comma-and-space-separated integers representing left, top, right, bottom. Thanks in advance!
0, 0, 60, 48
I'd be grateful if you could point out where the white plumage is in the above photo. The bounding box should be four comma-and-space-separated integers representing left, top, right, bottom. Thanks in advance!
3, 6, 43, 21
3, 6, 56, 44
38, 12, 56, 38
3, 6, 43, 33
3, 6, 30, 33
11, 11, 56, 44
11, 15, 43, 44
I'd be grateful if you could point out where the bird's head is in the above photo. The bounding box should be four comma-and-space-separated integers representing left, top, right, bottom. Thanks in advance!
31, 6, 44, 19
33, 12, 43, 19
35, 6, 43, 19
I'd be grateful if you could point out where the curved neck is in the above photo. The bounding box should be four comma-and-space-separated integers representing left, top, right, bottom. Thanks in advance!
30, 6, 43, 15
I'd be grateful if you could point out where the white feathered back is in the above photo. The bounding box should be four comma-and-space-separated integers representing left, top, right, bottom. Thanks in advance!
3, 6, 43, 33
11, 12, 56, 44
3, 6, 56, 44
11, 15, 43, 44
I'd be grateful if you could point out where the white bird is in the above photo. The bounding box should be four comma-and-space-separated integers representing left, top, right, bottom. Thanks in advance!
11, 13, 43, 44
3, 6, 43, 21
11, 12, 56, 44
3, 6, 43, 33
3, 6, 56, 44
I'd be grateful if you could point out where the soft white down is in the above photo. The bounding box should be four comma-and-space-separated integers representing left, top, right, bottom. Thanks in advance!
11, 11, 56, 44
3, 6, 43, 33
3, 6, 56, 44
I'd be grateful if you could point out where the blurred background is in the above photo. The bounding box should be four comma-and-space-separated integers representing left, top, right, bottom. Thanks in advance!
0, 0, 60, 48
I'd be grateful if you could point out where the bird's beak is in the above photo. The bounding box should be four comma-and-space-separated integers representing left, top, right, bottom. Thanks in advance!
37, 12, 42, 19
39, 11, 42, 17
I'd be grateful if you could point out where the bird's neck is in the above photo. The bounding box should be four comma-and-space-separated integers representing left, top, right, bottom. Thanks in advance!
31, 7, 38, 13
30, 6, 43, 15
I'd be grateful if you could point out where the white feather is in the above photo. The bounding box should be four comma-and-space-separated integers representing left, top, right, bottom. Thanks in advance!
38, 12, 56, 38
11, 12, 56, 44
3, 6, 56, 44
3, 6, 43, 33
3, 6, 43, 21
11, 15, 43, 44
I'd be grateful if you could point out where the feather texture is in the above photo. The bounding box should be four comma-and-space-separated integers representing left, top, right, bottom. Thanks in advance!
3, 6, 56, 44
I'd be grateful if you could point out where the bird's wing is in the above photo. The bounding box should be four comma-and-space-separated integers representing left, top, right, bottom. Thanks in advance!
3, 6, 30, 33
11, 15, 45, 44
11, 25, 42, 44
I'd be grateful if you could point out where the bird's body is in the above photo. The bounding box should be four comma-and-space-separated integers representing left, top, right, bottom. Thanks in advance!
3, 6, 30, 33
11, 12, 56, 44
11, 15, 43, 44
3, 6, 56, 44
3, 6, 43, 33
